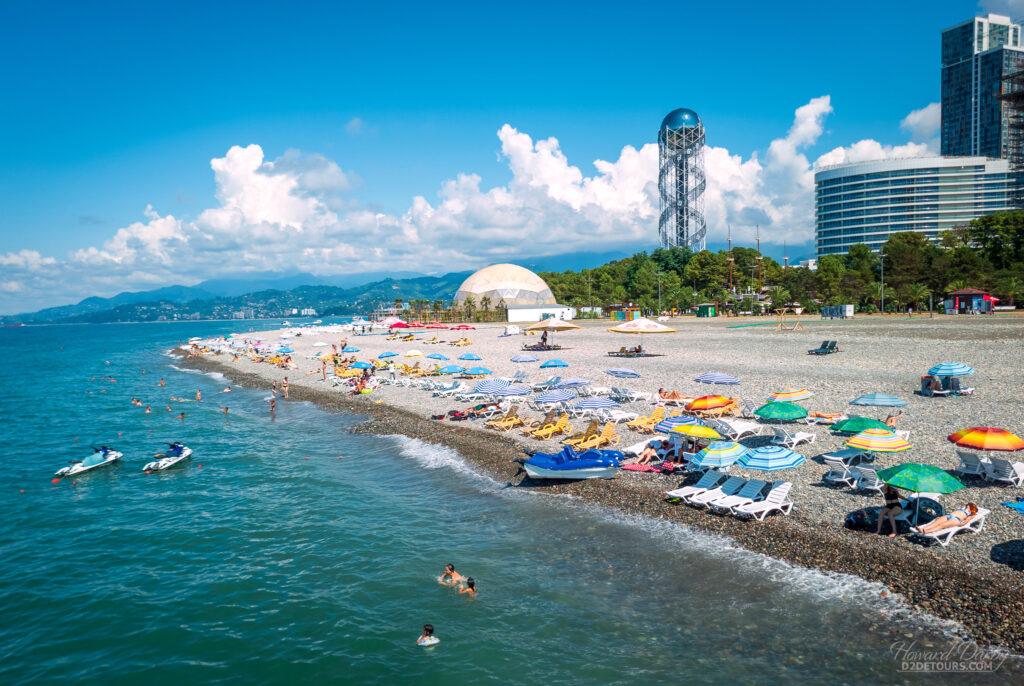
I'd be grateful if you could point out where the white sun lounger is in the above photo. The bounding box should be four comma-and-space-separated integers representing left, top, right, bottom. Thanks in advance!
770, 426, 815, 448
911, 508, 990, 547
821, 447, 870, 466
708, 479, 769, 512
666, 471, 725, 500
983, 458, 1024, 487
953, 450, 989, 478
823, 457, 858, 487
689, 476, 747, 506
852, 465, 885, 494
735, 482, 793, 520
714, 418, 764, 440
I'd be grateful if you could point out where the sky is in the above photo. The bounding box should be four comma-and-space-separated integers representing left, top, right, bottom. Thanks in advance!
0, 0, 1016, 313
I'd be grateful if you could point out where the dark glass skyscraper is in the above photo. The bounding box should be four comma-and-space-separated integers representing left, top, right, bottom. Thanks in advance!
941, 14, 1024, 159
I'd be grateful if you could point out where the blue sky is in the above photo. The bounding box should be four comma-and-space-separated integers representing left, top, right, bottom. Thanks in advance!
0, 0, 1003, 312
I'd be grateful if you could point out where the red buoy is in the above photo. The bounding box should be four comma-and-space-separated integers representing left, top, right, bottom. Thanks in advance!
51, 478, 60, 484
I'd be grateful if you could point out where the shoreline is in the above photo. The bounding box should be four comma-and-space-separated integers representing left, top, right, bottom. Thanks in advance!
176, 350, 1024, 654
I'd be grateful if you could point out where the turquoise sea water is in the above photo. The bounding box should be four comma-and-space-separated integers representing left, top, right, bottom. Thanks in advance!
0, 323, 1017, 685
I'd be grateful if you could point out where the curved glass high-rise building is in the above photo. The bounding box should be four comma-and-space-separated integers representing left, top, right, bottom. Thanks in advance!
658, 108, 706, 251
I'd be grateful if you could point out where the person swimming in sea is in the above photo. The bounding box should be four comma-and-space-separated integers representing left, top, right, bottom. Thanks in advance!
459, 578, 477, 597
176, 412, 186, 420
439, 563, 465, 586
195, 390, 202, 401
416, 624, 436, 646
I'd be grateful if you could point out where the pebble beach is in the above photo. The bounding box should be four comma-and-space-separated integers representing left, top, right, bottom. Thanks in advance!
180, 314, 1024, 653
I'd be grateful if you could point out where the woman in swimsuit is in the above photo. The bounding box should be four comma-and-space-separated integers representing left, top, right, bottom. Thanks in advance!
876, 485, 903, 538
459, 578, 477, 597
912, 503, 978, 534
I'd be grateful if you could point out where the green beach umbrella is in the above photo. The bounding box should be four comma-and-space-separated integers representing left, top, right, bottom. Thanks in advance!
833, 416, 891, 434
877, 463, 964, 495
753, 401, 808, 421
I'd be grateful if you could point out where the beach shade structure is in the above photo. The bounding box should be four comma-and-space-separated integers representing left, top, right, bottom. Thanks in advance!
492, 384, 532, 397
342, 346, 360, 353
389, 321, 410, 328
607, 317, 676, 352
452, 324, 476, 330
426, 353, 449, 361
349, 361, 374, 369
378, 351, 399, 359
458, 353, 482, 361
474, 378, 509, 394
754, 401, 809, 421
540, 359, 568, 369
311, 341, 329, 347
686, 395, 734, 412
464, 366, 493, 376
574, 397, 620, 410
655, 415, 702, 433
878, 463, 965, 495
768, 388, 815, 402
845, 428, 911, 452
739, 445, 806, 472
535, 389, 577, 404
832, 416, 891, 434
927, 362, 974, 377
605, 368, 641, 379
276, 348, 294, 354
690, 441, 750, 469
438, 365, 465, 374
511, 354, 540, 363
850, 393, 906, 407
670, 424, 723, 441
409, 321, 424, 327
947, 427, 1024, 452
526, 318, 581, 345
404, 349, 425, 357
554, 378, 591, 389
426, 322, 448, 329
694, 372, 740, 385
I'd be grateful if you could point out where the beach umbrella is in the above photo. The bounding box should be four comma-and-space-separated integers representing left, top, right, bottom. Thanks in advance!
691, 441, 749, 469
464, 366, 493, 376
694, 372, 740, 385
511, 354, 539, 363
574, 397, 620, 410
409, 321, 424, 327
426, 352, 449, 361
670, 424, 723, 440
389, 321, 410, 328
527, 319, 580, 332
927, 362, 974, 377
878, 463, 964, 495
686, 395, 734, 411
426, 322, 448, 329
739, 445, 806, 471
768, 388, 815, 402
342, 346, 360, 353
845, 428, 911, 452
654, 415, 702, 433
607, 317, 676, 352
850, 393, 906, 407
605, 367, 641, 379
452, 324, 475, 330
492, 384, 532, 397
832, 416, 890, 434
474, 379, 509, 393
379, 351, 398, 359
349, 361, 373, 369
535, 389, 577, 403
948, 427, 1024, 452
754, 401, 808, 421
404, 349, 425, 357
312, 341, 329, 347
276, 348, 294, 354
540, 359, 568, 368
554, 378, 591, 389
438, 365, 465, 374
458, 353, 482, 361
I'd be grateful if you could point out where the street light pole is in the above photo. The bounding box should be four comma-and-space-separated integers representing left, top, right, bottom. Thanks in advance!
657, 271, 663, 314
880, 249, 885, 315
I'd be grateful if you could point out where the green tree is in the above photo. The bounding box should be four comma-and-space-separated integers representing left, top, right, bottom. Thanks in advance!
767, 287, 791, 311
815, 254, 847, 302
905, 283, 931, 310
966, 210, 1024, 270
845, 243, 878, 283
462, 295, 475, 320
996, 276, 1022, 306
881, 232, 930, 291
683, 250, 726, 292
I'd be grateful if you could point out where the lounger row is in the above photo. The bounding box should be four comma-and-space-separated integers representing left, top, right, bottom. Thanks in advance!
666, 472, 793, 520
953, 450, 1024, 487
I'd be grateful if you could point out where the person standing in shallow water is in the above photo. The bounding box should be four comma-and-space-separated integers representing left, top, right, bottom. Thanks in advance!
282, 377, 289, 399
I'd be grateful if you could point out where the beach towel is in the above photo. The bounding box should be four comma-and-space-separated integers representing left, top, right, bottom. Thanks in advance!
1001, 500, 1024, 514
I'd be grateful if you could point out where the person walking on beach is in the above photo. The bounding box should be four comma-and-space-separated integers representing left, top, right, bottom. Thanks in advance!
282, 377, 289, 399
876, 485, 903, 539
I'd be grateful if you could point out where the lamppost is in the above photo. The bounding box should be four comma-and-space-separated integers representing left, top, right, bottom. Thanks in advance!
657, 271, 663, 314
879, 248, 885, 315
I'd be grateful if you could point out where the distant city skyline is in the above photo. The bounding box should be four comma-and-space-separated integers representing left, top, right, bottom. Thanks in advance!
0, 1, 1008, 313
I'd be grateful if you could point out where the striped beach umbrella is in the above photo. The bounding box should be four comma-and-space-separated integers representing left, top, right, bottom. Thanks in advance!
850, 393, 906, 407
464, 366, 493, 376
342, 346, 360, 353
474, 379, 510, 394
845, 428, 911, 452
492, 384, 532, 397
458, 353, 482, 361
691, 441, 749, 469
379, 351, 398, 359
694, 372, 740, 385
511, 354, 539, 363
605, 368, 641, 378
349, 361, 373, 369
739, 445, 805, 471
438, 365, 465, 374
535, 389, 577, 404
427, 353, 449, 360
927, 362, 974, 377
654, 415, 702, 433
555, 378, 591, 389
540, 359, 568, 368
832, 416, 890, 434
754, 401, 808, 421
670, 424, 723, 440
574, 397, 620, 410
768, 388, 815, 402
948, 427, 1024, 451
686, 395, 733, 411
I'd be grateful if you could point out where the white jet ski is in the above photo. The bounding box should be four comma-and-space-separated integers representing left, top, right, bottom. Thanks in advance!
55, 447, 122, 477
143, 442, 193, 471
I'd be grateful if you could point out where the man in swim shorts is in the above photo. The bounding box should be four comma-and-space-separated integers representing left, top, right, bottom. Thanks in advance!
439, 564, 465, 585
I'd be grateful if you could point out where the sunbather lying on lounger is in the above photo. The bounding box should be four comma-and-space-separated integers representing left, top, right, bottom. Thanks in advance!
911, 503, 978, 534
885, 410, 903, 428
658, 388, 684, 400
636, 440, 669, 465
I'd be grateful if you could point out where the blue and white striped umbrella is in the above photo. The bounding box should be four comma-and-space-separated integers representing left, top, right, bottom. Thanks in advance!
927, 362, 974, 377
738, 445, 806, 471
694, 372, 740, 385
850, 393, 906, 407
554, 378, 591, 389
535, 389, 577, 403
511, 354, 539, 363
427, 353, 449, 360
379, 351, 398, 359
540, 359, 568, 368
574, 397, 620, 410
492, 384, 532, 397
342, 346, 360, 353
690, 441, 750, 469
458, 353, 482, 361
474, 379, 510, 394
654, 415, 702, 433
605, 368, 641, 378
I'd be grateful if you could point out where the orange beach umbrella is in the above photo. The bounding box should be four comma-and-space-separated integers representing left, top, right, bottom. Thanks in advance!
686, 395, 733, 411
948, 427, 1024, 452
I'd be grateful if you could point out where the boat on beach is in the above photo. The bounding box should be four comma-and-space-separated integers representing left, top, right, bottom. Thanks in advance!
522, 446, 622, 480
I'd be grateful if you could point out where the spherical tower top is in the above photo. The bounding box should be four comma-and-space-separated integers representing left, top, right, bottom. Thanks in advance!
660, 108, 701, 131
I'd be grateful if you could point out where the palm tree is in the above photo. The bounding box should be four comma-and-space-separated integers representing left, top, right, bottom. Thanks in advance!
999, 276, 1022, 307
462, 296, 476, 321
906, 283, 931, 310
947, 279, 967, 293
432, 300, 443, 320
393, 297, 403, 316
767, 287, 790, 312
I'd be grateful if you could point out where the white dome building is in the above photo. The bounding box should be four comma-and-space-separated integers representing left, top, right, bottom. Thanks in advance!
454, 264, 557, 306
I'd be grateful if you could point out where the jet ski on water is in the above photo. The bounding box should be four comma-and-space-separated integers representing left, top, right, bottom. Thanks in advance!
55, 446, 122, 478
143, 442, 193, 471
521, 446, 622, 480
